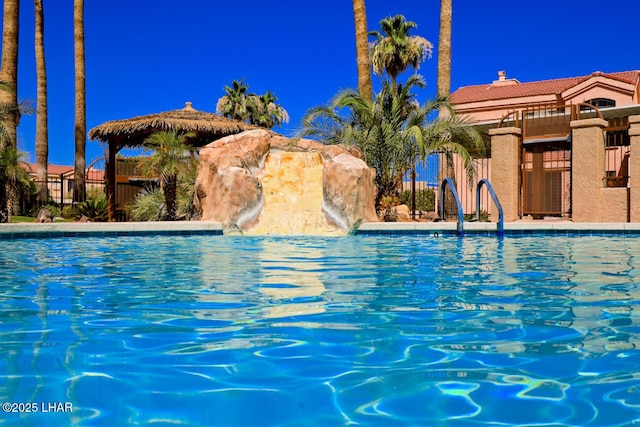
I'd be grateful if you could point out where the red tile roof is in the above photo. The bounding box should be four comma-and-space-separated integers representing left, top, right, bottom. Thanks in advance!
22, 163, 73, 175
22, 163, 104, 180
450, 71, 640, 105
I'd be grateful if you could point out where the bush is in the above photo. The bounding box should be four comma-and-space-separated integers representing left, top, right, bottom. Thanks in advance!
62, 206, 80, 219
128, 165, 197, 221
464, 210, 490, 222
378, 195, 399, 222
79, 197, 109, 222
128, 187, 166, 221
85, 187, 106, 200
400, 188, 435, 212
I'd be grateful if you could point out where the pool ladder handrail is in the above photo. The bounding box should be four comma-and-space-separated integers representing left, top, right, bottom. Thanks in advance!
439, 177, 464, 236
476, 178, 504, 237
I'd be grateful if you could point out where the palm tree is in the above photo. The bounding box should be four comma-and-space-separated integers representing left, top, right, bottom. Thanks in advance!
0, 82, 34, 222
216, 79, 255, 122
352, 0, 373, 101
34, 0, 49, 203
0, 145, 31, 222
369, 14, 433, 92
217, 80, 289, 129
73, 0, 86, 203
301, 74, 482, 206
0, 0, 20, 223
138, 130, 197, 221
249, 91, 289, 129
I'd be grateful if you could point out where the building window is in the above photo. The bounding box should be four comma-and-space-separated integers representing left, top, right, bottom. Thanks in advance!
603, 117, 630, 188
582, 98, 616, 110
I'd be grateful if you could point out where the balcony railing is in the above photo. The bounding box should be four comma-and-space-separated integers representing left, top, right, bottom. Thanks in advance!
499, 103, 604, 140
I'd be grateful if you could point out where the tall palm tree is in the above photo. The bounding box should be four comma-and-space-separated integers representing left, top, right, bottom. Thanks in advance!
301, 74, 482, 206
73, 0, 86, 203
34, 0, 49, 203
0, 0, 20, 223
216, 79, 255, 122
138, 130, 197, 221
249, 91, 289, 129
369, 14, 433, 92
352, 0, 373, 101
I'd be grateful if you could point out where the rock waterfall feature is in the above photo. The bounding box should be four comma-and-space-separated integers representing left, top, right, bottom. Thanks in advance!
194, 130, 377, 235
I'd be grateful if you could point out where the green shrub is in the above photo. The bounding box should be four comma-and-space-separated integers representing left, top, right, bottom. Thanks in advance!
79, 197, 109, 222
62, 206, 80, 219
128, 166, 197, 221
128, 187, 166, 221
464, 210, 490, 222
400, 188, 435, 212
85, 187, 106, 200
378, 195, 399, 222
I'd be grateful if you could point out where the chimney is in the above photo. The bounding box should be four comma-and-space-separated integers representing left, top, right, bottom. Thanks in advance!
492, 70, 519, 86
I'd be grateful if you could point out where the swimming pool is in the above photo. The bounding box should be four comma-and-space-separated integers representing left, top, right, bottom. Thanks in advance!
1, 234, 639, 426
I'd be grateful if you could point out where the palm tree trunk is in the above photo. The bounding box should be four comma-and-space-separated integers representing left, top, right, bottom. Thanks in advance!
437, 0, 456, 217
0, 0, 20, 223
436, 0, 452, 102
73, 0, 86, 203
6, 178, 15, 222
164, 175, 177, 221
35, 0, 49, 204
352, 0, 373, 102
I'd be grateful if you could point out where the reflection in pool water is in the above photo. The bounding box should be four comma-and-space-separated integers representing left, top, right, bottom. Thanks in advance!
1, 235, 640, 426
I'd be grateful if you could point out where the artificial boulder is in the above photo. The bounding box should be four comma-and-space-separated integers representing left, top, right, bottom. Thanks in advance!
194, 129, 377, 234
36, 208, 53, 223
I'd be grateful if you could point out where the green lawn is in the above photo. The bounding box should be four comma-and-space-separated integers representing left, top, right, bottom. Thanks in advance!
10, 216, 36, 223
10, 215, 73, 223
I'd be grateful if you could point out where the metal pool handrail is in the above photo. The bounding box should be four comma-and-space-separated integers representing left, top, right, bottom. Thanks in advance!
439, 177, 464, 236
476, 178, 504, 237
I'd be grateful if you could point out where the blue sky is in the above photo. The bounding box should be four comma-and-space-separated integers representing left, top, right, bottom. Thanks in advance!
6, 0, 640, 166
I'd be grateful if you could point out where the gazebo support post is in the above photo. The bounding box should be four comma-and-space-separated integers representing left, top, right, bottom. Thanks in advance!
106, 138, 120, 221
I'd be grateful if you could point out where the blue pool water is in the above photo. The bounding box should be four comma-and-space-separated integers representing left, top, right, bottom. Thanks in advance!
1, 234, 640, 426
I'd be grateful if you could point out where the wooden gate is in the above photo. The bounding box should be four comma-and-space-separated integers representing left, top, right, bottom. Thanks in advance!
522, 142, 571, 218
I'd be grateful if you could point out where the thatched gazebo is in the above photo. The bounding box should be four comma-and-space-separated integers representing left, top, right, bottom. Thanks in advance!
88, 102, 259, 221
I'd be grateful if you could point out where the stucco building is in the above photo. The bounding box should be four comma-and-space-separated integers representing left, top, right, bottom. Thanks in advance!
450, 70, 640, 222
22, 163, 105, 207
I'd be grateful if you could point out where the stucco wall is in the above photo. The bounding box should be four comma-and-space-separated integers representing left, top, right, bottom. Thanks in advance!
630, 115, 640, 222
565, 88, 633, 108
599, 188, 628, 222
488, 127, 520, 221
571, 119, 607, 222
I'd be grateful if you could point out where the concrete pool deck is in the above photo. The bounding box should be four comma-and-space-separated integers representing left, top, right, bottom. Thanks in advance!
357, 220, 640, 234
0, 221, 224, 238
2, 220, 640, 238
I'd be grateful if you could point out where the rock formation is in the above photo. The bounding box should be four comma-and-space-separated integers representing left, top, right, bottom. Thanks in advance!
36, 208, 53, 223
194, 130, 377, 234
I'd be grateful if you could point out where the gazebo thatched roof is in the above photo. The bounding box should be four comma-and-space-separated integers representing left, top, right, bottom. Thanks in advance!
88, 102, 261, 148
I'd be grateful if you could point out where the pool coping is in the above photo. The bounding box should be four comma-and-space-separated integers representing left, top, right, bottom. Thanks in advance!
1, 220, 640, 239
0, 220, 224, 239
357, 221, 640, 235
